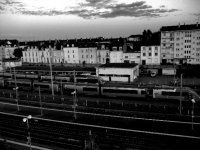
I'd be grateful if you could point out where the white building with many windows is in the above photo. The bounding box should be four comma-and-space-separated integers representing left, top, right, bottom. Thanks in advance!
140, 46, 161, 65
22, 46, 63, 64
161, 23, 200, 64
79, 47, 97, 64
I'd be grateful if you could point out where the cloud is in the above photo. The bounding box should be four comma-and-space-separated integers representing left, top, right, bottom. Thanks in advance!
70, 1, 179, 19
0, 5, 4, 11
81, 0, 113, 8
160, 5, 165, 8
0, 0, 179, 19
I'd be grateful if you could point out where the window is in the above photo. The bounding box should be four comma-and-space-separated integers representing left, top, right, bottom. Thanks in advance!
149, 53, 152, 56
155, 53, 158, 56
125, 56, 128, 59
155, 47, 158, 50
82, 55, 84, 58
143, 53, 146, 56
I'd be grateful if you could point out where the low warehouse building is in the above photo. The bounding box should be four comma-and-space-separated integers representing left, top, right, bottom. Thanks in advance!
97, 63, 139, 83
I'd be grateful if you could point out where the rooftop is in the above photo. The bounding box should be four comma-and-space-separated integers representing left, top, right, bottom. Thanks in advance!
99, 63, 138, 68
160, 23, 200, 31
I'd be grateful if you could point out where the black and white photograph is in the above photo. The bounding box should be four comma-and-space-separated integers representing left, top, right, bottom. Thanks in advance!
0, 0, 200, 149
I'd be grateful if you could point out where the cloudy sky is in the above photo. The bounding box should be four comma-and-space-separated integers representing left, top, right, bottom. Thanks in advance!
0, 0, 199, 40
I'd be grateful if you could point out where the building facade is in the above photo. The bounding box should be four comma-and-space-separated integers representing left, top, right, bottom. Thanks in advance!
97, 44, 110, 64
161, 23, 200, 64
110, 51, 123, 63
79, 47, 97, 64
123, 52, 141, 64
140, 46, 161, 65
23, 46, 63, 64
4, 45, 16, 58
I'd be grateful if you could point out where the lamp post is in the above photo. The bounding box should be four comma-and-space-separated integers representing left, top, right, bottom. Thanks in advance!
23, 115, 32, 150
38, 86, 43, 116
72, 90, 77, 119
60, 79, 64, 103
13, 67, 19, 111
49, 46, 54, 100
179, 74, 183, 115
191, 99, 195, 130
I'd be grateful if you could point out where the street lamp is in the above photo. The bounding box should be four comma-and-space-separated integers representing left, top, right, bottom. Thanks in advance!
13, 67, 19, 111
71, 90, 77, 119
179, 74, 183, 115
38, 86, 43, 116
13, 86, 19, 111
49, 46, 54, 100
23, 115, 32, 150
191, 99, 196, 130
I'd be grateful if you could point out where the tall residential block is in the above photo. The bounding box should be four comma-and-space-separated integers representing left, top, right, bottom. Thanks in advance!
161, 23, 200, 64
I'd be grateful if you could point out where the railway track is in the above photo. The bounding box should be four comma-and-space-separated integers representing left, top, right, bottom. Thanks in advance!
0, 111, 200, 150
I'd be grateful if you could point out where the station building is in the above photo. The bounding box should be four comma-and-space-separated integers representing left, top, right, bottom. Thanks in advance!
97, 63, 139, 83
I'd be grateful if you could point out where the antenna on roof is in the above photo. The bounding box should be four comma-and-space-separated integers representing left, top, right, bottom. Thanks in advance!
178, 22, 180, 28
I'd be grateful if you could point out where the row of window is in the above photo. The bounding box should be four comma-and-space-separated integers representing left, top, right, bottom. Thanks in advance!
143, 52, 158, 57
142, 47, 159, 50
163, 31, 200, 37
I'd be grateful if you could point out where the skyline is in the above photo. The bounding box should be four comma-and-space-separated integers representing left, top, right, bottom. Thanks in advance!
0, 0, 200, 41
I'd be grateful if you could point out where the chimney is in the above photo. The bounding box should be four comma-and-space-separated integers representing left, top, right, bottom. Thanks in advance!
197, 22, 199, 27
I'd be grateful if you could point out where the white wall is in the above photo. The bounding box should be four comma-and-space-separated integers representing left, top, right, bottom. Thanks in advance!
110, 51, 123, 63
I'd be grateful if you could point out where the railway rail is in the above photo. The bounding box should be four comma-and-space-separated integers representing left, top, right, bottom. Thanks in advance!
0, 111, 200, 150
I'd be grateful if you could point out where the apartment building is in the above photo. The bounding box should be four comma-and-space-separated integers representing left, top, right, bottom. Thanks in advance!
161, 23, 200, 64
79, 47, 97, 64
23, 46, 63, 63
63, 46, 79, 63
4, 45, 16, 58
97, 44, 110, 64
140, 46, 161, 65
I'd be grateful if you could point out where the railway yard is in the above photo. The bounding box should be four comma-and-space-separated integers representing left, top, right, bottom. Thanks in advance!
0, 70, 200, 150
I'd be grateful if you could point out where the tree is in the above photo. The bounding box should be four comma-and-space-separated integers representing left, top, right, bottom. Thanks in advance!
13, 48, 23, 58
